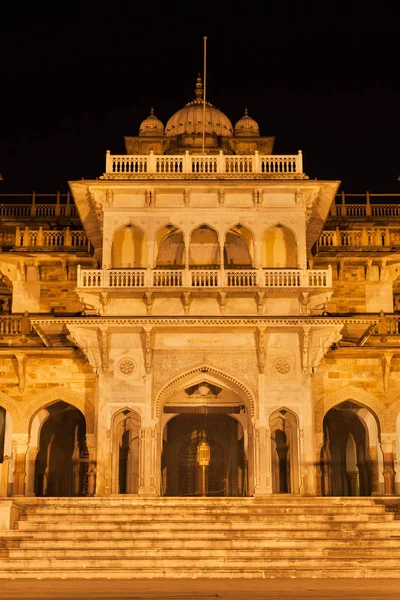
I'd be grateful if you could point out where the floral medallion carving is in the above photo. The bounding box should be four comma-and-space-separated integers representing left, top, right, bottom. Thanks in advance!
274, 358, 292, 375
118, 358, 136, 376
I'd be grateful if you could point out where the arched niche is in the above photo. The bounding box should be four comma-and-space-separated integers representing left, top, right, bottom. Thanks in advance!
111, 224, 146, 269
111, 409, 140, 495
321, 401, 380, 497
269, 408, 300, 494
263, 224, 298, 268
156, 224, 185, 268
224, 224, 253, 268
189, 225, 220, 268
33, 401, 88, 497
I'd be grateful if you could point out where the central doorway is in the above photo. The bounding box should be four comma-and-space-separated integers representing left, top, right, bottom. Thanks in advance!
161, 410, 247, 497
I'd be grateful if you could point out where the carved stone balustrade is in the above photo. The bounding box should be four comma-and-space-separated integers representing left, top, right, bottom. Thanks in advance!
77, 266, 332, 291
318, 227, 393, 250
0, 192, 77, 218
102, 150, 305, 179
328, 193, 400, 218
13, 227, 88, 251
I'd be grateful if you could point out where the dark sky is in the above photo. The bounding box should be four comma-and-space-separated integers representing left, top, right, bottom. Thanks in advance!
0, 2, 399, 194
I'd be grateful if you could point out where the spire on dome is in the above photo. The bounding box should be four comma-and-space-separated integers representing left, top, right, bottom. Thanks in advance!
195, 74, 203, 100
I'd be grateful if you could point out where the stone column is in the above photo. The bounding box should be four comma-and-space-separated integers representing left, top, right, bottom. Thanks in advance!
301, 374, 316, 495
0, 456, 10, 497
25, 445, 39, 496
368, 446, 381, 495
86, 433, 96, 497
381, 433, 397, 496
314, 433, 324, 496
12, 433, 29, 496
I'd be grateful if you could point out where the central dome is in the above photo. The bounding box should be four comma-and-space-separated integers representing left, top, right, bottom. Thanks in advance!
165, 76, 233, 138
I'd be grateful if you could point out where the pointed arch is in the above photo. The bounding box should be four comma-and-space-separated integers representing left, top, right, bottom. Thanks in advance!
224, 223, 254, 268
23, 386, 95, 434
189, 224, 220, 268
155, 223, 185, 267
314, 385, 385, 434
155, 364, 255, 420
262, 223, 298, 268
111, 223, 146, 268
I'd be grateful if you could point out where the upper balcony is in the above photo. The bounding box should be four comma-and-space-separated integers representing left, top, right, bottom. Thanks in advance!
101, 150, 306, 180
328, 192, 400, 219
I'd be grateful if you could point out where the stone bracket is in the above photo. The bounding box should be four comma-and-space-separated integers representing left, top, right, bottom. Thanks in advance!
381, 352, 394, 393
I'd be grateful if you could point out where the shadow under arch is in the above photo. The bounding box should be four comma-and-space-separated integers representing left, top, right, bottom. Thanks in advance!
111, 222, 146, 269
269, 406, 300, 494
155, 223, 185, 268
110, 406, 141, 495
33, 400, 88, 497
224, 223, 254, 268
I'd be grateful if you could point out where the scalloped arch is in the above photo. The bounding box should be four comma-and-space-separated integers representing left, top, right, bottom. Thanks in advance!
22, 387, 95, 434
155, 364, 255, 419
314, 385, 385, 433
111, 221, 146, 239
155, 222, 186, 243
263, 222, 298, 238
111, 406, 142, 424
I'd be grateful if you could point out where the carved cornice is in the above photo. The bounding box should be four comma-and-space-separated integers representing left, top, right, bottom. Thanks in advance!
31, 316, 376, 328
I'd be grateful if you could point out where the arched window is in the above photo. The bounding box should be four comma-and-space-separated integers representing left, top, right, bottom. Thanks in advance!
111, 225, 146, 268
156, 225, 185, 267
263, 225, 297, 268
224, 225, 253, 268
189, 225, 220, 268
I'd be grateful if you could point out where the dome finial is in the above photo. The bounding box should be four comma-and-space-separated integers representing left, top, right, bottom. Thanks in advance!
150, 107, 155, 116
244, 107, 248, 116
195, 73, 203, 100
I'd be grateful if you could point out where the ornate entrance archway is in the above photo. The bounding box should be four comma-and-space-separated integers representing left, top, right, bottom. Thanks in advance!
159, 374, 253, 497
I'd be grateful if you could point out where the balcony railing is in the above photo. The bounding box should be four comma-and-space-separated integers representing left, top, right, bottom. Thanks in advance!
77, 266, 332, 290
102, 150, 305, 179
0, 192, 77, 218
317, 227, 395, 249
0, 314, 31, 335
14, 227, 88, 250
329, 193, 400, 218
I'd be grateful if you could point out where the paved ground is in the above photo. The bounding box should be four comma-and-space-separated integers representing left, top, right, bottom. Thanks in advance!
0, 579, 399, 600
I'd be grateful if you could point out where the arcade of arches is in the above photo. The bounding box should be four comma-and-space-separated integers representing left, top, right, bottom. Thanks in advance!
0, 391, 399, 498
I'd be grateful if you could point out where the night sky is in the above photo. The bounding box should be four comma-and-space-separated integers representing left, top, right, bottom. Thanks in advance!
0, 2, 399, 194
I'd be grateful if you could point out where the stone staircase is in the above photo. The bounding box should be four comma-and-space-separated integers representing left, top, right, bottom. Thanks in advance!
1, 496, 400, 579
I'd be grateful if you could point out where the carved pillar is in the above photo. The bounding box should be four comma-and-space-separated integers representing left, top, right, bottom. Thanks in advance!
12, 433, 29, 496
381, 433, 397, 496
0, 456, 10, 497
368, 446, 380, 495
86, 433, 96, 497
25, 445, 39, 496
314, 432, 324, 496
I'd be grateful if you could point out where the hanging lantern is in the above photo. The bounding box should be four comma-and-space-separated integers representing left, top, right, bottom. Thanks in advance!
197, 437, 210, 467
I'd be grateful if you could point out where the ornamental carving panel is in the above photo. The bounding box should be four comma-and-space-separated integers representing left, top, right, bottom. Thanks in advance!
153, 350, 258, 398
118, 358, 136, 376
274, 358, 292, 375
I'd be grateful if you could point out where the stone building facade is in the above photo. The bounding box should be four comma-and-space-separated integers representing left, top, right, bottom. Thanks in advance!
1, 79, 400, 501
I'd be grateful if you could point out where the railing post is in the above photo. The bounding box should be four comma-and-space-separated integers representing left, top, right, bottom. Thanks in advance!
334, 227, 340, 246
23, 227, 30, 247
297, 150, 303, 173
66, 191, 71, 216
37, 227, 43, 246
55, 191, 61, 216
385, 227, 390, 247
31, 191, 36, 217
148, 151, 155, 173
327, 264, 332, 287
77, 265, 81, 287
64, 227, 72, 247
218, 150, 225, 173
361, 228, 368, 246
341, 191, 346, 216
15, 227, 21, 247
184, 151, 191, 173
254, 151, 260, 173
366, 191, 371, 217
105, 150, 112, 173
21, 311, 30, 335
